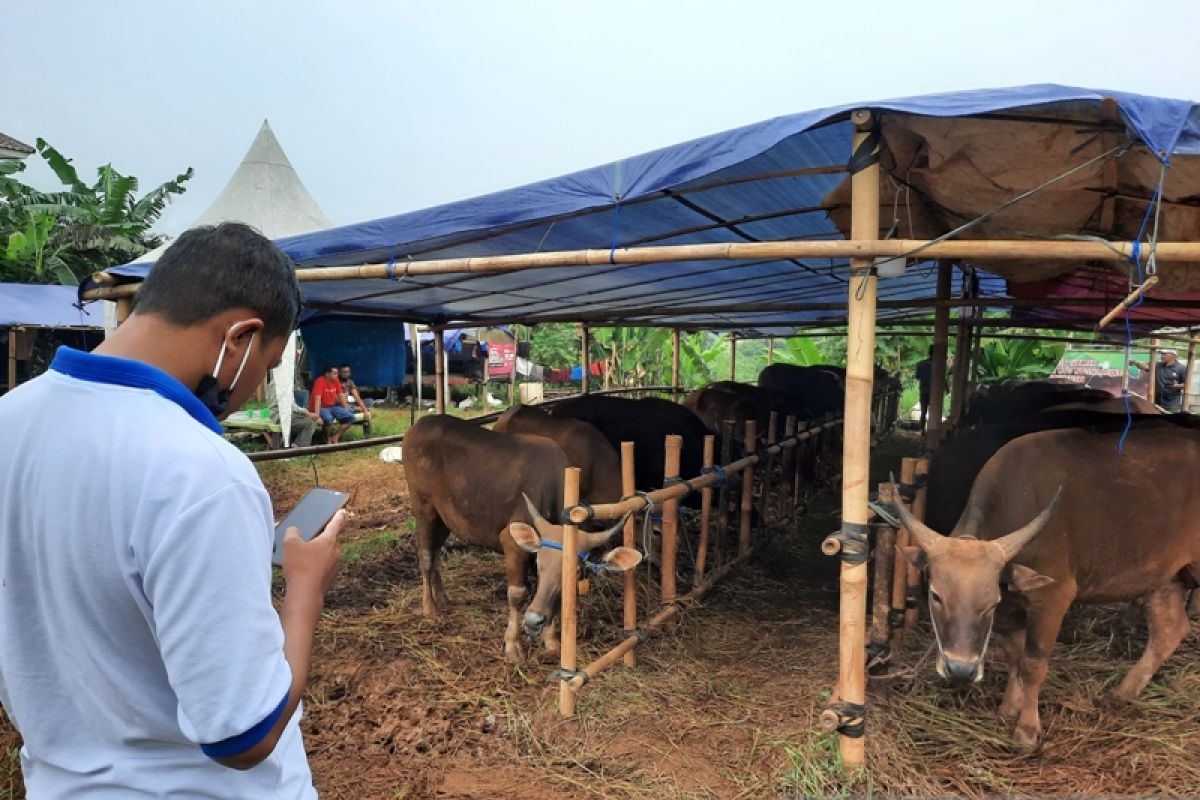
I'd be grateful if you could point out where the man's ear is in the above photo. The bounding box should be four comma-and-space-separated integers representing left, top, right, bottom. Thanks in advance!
898, 545, 926, 570
1005, 563, 1054, 593
225, 317, 265, 346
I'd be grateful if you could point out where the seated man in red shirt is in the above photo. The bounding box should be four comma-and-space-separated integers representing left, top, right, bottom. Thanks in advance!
309, 365, 354, 443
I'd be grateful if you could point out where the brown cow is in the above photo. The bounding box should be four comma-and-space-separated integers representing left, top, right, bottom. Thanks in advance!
493, 404, 622, 504
404, 415, 638, 662
896, 419, 1200, 748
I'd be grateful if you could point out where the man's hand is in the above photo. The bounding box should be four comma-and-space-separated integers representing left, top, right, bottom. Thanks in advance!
282, 509, 345, 597
306, 411, 320, 421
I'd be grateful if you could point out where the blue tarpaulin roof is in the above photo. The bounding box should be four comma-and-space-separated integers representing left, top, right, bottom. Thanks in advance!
98, 85, 1200, 334
1, 284, 103, 328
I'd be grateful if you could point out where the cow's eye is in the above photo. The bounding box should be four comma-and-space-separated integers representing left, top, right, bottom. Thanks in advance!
929, 588, 944, 606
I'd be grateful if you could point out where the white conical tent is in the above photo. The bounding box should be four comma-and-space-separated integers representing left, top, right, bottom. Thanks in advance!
129, 120, 332, 444
133, 120, 333, 264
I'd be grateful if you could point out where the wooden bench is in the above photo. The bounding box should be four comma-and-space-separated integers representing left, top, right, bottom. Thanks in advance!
222, 409, 372, 449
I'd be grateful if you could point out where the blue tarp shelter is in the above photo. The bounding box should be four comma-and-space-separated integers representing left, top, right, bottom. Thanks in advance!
93, 85, 1200, 334
1, 284, 104, 329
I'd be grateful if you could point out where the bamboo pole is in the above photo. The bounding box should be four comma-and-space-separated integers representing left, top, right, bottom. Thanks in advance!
947, 314, 971, 427
716, 420, 734, 569
509, 325, 519, 406
926, 262, 953, 445
758, 411, 778, 534
671, 328, 681, 399
661, 434, 683, 605
621, 441, 638, 667
559, 466, 582, 717
1149, 338, 1160, 403
835, 109, 879, 768
780, 415, 797, 516
697, 434, 715, 581
434, 330, 446, 414
1187, 337, 1198, 412
890, 458, 917, 650
739, 419, 756, 556
114, 297, 133, 324
767, 337, 775, 365
729, 335, 738, 381
869, 483, 898, 674
81, 238, 1200, 303
581, 325, 591, 394
906, 457, 930, 631
1096, 276, 1160, 332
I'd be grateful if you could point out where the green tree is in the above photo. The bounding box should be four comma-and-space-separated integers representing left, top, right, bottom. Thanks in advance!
1, 140, 193, 285
974, 338, 1064, 383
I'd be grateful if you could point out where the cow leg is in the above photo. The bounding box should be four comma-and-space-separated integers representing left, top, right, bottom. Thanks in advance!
1012, 587, 1074, 749
501, 533, 530, 663
541, 615, 560, 655
1110, 581, 1191, 703
998, 626, 1027, 722
414, 508, 451, 618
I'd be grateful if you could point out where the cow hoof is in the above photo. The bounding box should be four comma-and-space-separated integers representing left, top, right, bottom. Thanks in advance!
1103, 688, 1135, 707
1012, 724, 1040, 751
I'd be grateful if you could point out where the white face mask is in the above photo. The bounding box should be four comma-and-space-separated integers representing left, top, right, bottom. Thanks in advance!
193, 324, 256, 417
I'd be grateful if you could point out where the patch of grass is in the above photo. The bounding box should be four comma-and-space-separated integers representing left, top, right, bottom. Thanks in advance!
777, 731, 869, 799
341, 528, 405, 565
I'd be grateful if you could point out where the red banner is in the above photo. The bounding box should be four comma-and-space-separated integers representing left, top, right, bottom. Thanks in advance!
488, 342, 516, 378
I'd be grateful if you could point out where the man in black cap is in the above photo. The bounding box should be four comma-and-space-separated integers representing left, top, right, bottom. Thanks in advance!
1133, 349, 1188, 412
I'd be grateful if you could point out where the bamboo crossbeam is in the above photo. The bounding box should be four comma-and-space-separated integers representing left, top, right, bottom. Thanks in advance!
1095, 275, 1160, 332
565, 546, 757, 692
81, 238, 1200, 303
567, 418, 844, 524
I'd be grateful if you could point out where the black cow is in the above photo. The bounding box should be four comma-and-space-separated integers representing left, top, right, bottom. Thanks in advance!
758, 364, 844, 421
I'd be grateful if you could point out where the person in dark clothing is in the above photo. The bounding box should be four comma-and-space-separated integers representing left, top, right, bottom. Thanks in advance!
1133, 349, 1188, 412
915, 346, 935, 432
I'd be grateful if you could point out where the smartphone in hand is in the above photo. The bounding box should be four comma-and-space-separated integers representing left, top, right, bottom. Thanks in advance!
272, 487, 350, 566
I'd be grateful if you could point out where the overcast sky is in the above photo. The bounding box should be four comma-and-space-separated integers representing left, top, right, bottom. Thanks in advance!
4, 1, 1198, 235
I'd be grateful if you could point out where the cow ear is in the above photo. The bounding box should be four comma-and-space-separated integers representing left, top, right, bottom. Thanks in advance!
898, 546, 926, 569
1007, 563, 1054, 593
508, 522, 543, 553
601, 547, 643, 573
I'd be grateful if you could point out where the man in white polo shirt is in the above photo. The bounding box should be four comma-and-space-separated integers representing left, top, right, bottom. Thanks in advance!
0, 222, 343, 798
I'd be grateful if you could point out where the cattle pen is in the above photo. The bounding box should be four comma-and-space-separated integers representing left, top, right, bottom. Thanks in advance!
74, 86, 1200, 793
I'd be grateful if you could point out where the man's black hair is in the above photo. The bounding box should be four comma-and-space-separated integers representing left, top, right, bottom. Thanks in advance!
339, 363, 352, 370
134, 222, 300, 339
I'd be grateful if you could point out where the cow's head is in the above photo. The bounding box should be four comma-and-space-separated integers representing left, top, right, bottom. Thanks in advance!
508, 495, 641, 635
893, 481, 1060, 685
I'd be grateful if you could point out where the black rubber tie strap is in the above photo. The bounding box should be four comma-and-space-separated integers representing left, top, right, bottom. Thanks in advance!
831, 521, 871, 565
847, 126, 881, 175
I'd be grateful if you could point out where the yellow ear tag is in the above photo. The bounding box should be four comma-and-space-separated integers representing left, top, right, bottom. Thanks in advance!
577, 578, 591, 595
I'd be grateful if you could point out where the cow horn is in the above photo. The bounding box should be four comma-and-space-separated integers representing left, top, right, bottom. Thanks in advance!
577, 511, 634, 551
521, 493, 557, 539
890, 474, 944, 554
992, 487, 1063, 562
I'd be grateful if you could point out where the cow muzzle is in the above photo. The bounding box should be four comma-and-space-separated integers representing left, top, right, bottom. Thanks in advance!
522, 610, 547, 635
938, 653, 983, 684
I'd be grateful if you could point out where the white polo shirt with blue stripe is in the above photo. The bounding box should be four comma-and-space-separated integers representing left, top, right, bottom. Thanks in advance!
0, 347, 316, 798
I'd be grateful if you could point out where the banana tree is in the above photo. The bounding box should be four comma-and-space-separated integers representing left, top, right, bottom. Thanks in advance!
1, 139, 192, 284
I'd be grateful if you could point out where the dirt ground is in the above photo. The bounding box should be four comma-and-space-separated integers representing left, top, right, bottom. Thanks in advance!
3, 427, 1200, 798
